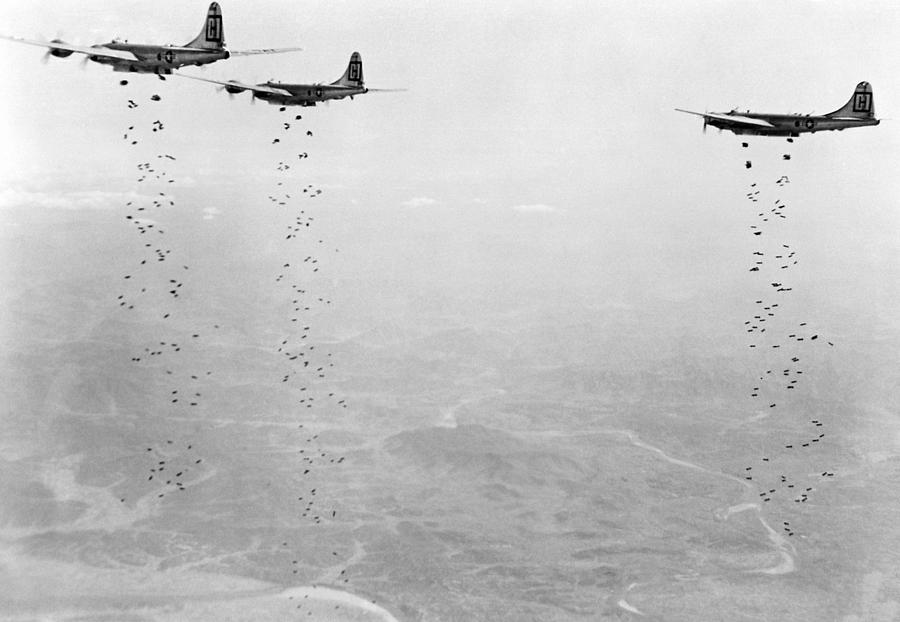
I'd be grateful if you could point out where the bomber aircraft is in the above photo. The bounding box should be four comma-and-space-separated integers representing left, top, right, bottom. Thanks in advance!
0, 3, 301, 79
676, 82, 879, 136
178, 52, 404, 106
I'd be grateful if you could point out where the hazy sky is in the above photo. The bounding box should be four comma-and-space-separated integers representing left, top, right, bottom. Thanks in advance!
1, 0, 899, 324
3, 4, 900, 618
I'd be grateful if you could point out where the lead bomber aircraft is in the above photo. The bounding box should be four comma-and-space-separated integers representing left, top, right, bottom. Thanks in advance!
178, 52, 404, 106
0, 3, 301, 79
676, 82, 879, 136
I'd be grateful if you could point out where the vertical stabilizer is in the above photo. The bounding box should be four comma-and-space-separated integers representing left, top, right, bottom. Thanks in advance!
331, 52, 363, 87
185, 2, 225, 49
826, 81, 875, 118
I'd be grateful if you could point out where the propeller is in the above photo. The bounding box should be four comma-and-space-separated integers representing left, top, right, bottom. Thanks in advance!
36, 32, 69, 62
703, 109, 708, 134
217, 80, 248, 99
216, 85, 236, 100
50, 31, 76, 60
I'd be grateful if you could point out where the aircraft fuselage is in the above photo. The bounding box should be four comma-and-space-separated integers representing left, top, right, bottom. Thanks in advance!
708, 112, 880, 136
89, 42, 229, 74
254, 83, 366, 107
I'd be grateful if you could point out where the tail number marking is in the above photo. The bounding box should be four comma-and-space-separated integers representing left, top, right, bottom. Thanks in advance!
348, 61, 361, 82
853, 93, 871, 113
206, 16, 222, 42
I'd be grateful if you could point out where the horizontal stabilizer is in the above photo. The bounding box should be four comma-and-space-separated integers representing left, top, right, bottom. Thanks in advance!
229, 47, 303, 56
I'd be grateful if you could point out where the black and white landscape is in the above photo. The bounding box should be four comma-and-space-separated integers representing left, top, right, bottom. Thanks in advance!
1, 2, 899, 620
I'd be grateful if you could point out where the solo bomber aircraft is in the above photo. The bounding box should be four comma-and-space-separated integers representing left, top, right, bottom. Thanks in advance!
178, 51, 404, 106
0, 3, 301, 79
676, 81, 879, 136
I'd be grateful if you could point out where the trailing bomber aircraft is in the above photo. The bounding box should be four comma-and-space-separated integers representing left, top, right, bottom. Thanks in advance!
676, 82, 879, 136
178, 52, 404, 106
0, 3, 301, 79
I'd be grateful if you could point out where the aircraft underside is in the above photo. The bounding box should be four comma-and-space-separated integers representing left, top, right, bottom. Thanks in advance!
254, 92, 317, 107
711, 118, 877, 136
95, 55, 220, 75
115, 64, 174, 75
717, 125, 801, 137
90, 57, 173, 75
264, 99, 317, 107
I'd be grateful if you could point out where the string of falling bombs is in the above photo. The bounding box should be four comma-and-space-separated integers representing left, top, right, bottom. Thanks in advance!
116, 88, 220, 504
116, 95, 351, 579
266, 107, 353, 582
739, 140, 836, 539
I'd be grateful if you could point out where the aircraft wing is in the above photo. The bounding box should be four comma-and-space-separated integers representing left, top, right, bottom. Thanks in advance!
228, 47, 303, 56
162, 45, 299, 54
675, 108, 775, 128
175, 72, 293, 97
0, 34, 139, 61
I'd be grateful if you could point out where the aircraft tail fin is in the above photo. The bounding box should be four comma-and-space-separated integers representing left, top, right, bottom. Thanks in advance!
185, 2, 225, 50
331, 52, 363, 87
826, 81, 875, 118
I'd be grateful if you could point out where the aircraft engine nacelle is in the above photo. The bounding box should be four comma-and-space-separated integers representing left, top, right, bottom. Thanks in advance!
49, 39, 74, 58
224, 81, 247, 94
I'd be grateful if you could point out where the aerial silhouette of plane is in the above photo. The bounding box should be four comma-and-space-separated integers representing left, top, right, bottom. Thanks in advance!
179, 52, 404, 106
0, 3, 301, 79
676, 82, 879, 136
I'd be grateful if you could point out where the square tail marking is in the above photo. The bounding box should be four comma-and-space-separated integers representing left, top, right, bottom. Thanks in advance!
206, 16, 222, 42
348, 62, 361, 82
853, 93, 871, 113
